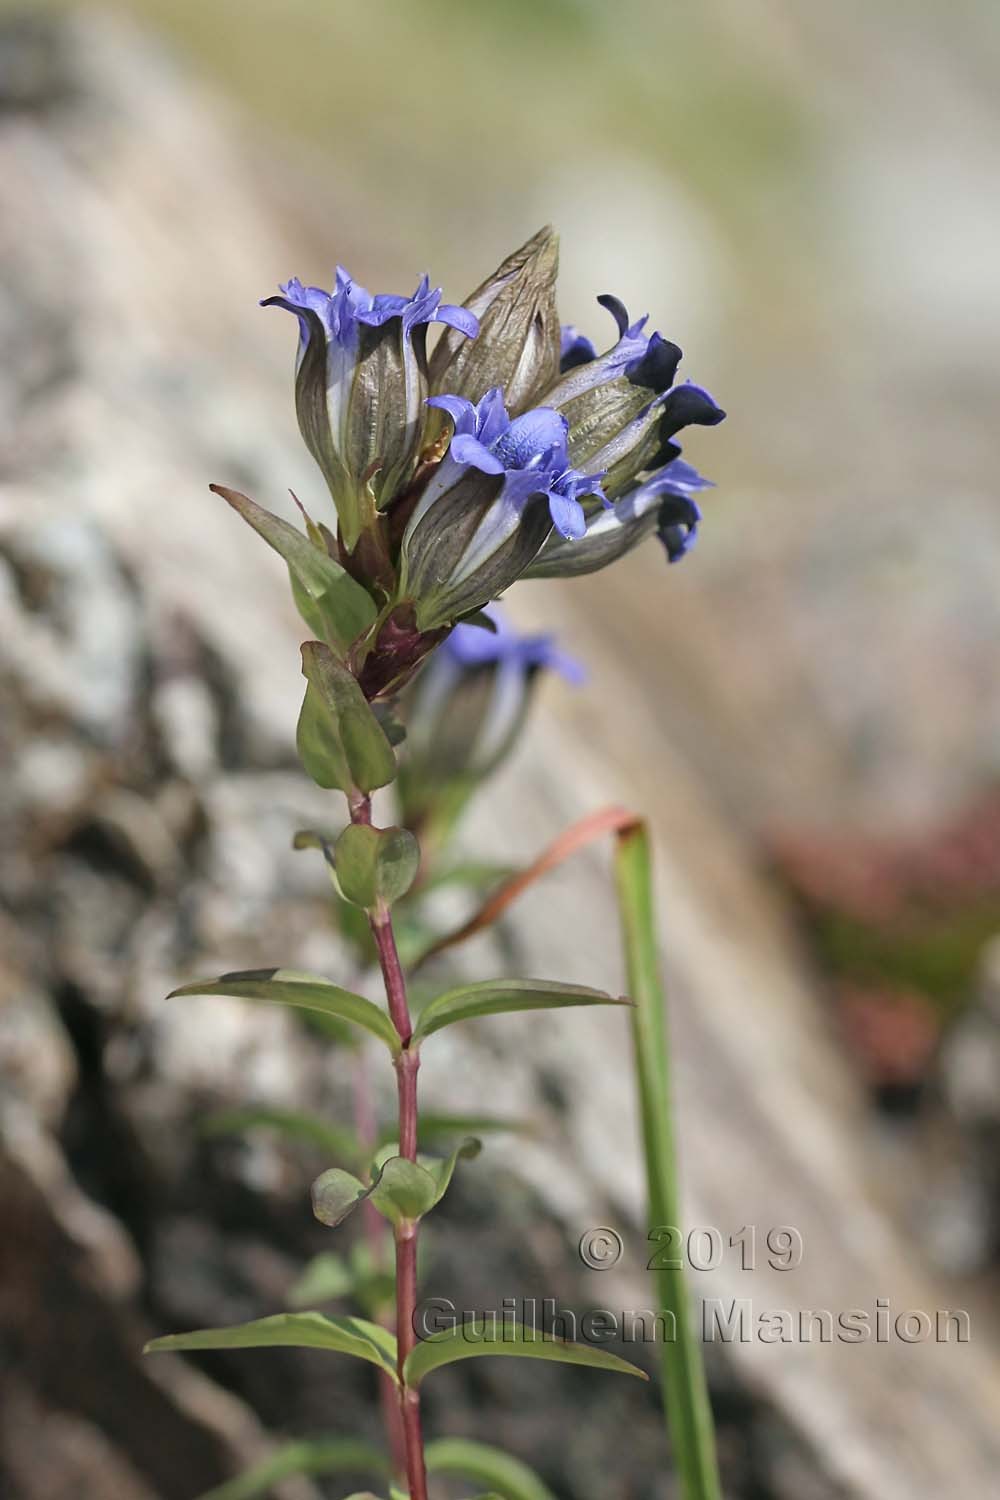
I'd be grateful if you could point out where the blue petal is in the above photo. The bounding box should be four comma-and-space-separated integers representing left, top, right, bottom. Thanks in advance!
356, 291, 412, 327
427, 393, 477, 433
547, 490, 588, 540
475, 388, 511, 447
451, 434, 505, 475
438, 303, 480, 339
633, 458, 714, 500
659, 382, 726, 437
495, 407, 568, 471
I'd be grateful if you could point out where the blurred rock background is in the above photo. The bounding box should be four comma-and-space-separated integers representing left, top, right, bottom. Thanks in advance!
1, 3, 999, 1499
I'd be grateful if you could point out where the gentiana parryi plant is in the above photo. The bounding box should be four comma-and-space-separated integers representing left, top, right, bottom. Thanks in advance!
146, 227, 726, 1500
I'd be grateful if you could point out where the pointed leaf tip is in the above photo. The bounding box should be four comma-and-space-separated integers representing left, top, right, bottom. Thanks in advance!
144, 1312, 399, 1381
165, 970, 401, 1054
208, 484, 375, 654
404, 1320, 648, 1386
411, 979, 631, 1043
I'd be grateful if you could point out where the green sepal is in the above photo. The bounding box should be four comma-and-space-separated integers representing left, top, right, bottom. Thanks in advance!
209, 485, 375, 655
298, 642, 397, 793
334, 823, 420, 910
144, 1311, 399, 1382
403, 1320, 648, 1386
166, 968, 401, 1055
411, 979, 631, 1043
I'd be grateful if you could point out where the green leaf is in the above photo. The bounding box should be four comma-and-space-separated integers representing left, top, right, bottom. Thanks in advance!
292, 827, 336, 862
411, 979, 631, 1042
287, 1247, 394, 1313
404, 1320, 647, 1387
202, 1107, 364, 1168
424, 1439, 557, 1500
409, 1114, 528, 1148
360, 1136, 481, 1226
196, 1437, 389, 1500
145, 1312, 398, 1382
420, 1137, 481, 1209
335, 823, 420, 910
286, 1252, 356, 1306
311, 1167, 370, 1227
209, 485, 375, 656
167, 969, 400, 1055
614, 821, 722, 1500
368, 1156, 438, 1225
299, 641, 397, 793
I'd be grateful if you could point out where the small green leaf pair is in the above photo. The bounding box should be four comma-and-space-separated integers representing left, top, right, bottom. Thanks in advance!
298, 641, 397, 796
195, 1434, 556, 1500
334, 822, 420, 910
311, 1138, 481, 1230
145, 1312, 647, 1388
167, 972, 631, 1059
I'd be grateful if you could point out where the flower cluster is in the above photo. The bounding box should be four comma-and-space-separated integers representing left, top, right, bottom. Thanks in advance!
238, 227, 723, 700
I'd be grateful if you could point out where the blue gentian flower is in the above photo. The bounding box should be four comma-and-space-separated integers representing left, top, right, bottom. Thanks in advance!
545, 294, 724, 492
526, 455, 713, 578
399, 388, 608, 630
424, 389, 607, 541
398, 605, 583, 829
444, 603, 585, 683
263, 268, 478, 550
219, 228, 725, 701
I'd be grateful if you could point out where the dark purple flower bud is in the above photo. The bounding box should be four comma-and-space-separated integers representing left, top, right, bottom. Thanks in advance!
540, 295, 723, 497
263, 268, 477, 552
559, 325, 598, 372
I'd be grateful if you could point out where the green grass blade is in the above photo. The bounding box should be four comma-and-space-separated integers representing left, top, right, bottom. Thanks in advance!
614, 821, 722, 1500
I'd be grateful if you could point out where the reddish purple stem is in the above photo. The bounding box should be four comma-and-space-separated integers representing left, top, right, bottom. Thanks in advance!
350, 792, 428, 1500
